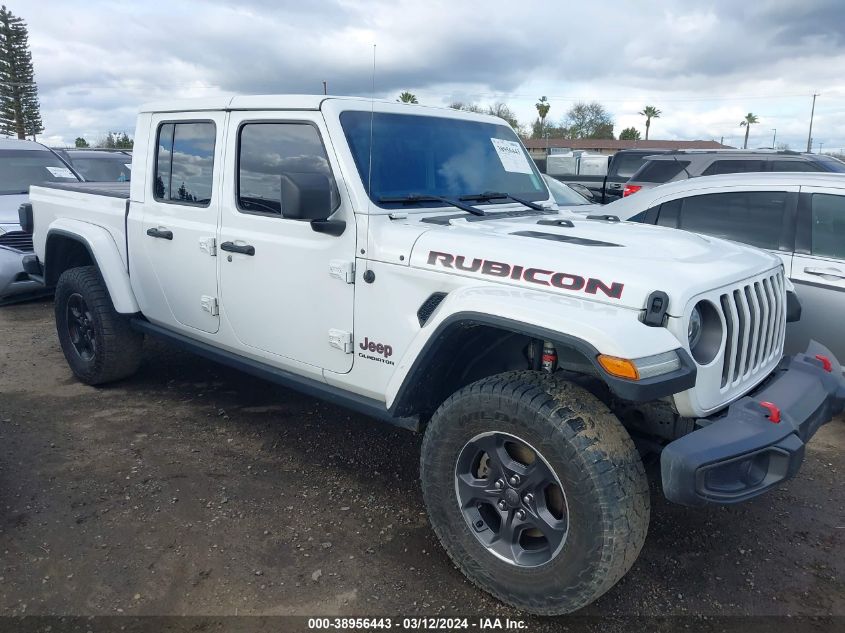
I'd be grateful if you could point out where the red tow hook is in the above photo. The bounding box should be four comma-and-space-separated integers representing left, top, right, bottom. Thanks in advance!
759, 401, 781, 424
815, 354, 833, 373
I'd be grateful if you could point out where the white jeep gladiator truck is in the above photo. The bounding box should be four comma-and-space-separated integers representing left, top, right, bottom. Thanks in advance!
23, 95, 845, 615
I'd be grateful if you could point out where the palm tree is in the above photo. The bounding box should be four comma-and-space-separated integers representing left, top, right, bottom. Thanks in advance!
639, 105, 661, 140
739, 112, 759, 149
397, 91, 418, 104
535, 96, 550, 137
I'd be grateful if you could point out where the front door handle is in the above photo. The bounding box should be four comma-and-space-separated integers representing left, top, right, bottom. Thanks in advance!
146, 227, 173, 240
804, 266, 845, 280
220, 241, 255, 256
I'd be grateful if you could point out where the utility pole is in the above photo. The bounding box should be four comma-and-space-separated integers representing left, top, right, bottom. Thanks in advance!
771, 128, 777, 149
818, 141, 824, 154
807, 92, 819, 152
322, 81, 327, 95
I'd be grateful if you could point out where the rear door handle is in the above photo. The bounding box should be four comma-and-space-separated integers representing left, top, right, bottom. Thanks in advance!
804, 266, 845, 279
146, 227, 173, 240
220, 241, 255, 256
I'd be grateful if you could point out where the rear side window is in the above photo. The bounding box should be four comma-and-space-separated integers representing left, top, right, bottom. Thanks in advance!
154, 121, 216, 206
769, 160, 822, 172
237, 122, 338, 216
675, 191, 791, 250
611, 153, 648, 178
810, 193, 845, 259
701, 159, 765, 176
814, 155, 845, 173
655, 198, 682, 227
631, 160, 690, 183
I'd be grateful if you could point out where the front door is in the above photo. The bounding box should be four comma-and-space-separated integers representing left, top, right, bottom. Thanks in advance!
138, 114, 225, 333
218, 112, 356, 373
787, 186, 845, 361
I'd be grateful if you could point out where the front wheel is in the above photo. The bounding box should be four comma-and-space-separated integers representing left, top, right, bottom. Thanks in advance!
55, 266, 143, 385
420, 371, 649, 615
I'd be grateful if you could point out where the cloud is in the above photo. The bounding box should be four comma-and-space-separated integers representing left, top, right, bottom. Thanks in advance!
16, 0, 845, 151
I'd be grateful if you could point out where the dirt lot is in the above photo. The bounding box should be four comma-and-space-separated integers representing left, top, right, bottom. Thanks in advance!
0, 300, 843, 630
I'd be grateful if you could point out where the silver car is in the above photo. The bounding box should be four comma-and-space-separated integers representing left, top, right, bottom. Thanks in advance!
603, 171, 845, 363
0, 138, 80, 302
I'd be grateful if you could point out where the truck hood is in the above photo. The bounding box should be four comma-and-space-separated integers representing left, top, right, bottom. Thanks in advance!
0, 193, 26, 232
400, 209, 781, 315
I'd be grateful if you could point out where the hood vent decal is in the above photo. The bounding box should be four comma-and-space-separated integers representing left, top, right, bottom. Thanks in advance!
510, 230, 622, 247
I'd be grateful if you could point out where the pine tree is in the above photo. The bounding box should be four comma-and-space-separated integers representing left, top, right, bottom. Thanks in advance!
0, 6, 43, 139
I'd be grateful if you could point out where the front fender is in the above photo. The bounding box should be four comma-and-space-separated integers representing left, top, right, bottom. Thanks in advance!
46, 218, 139, 314
385, 284, 694, 409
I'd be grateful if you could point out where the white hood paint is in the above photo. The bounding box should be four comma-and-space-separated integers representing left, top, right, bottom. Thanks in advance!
371, 208, 781, 316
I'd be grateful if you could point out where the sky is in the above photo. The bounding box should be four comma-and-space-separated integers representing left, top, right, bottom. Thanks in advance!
19, 0, 845, 152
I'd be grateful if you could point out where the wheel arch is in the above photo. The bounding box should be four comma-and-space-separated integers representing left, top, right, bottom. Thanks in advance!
45, 225, 139, 314
388, 312, 604, 421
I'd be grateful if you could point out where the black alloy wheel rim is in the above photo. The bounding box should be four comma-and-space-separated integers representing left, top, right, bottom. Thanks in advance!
455, 431, 569, 567
66, 293, 96, 362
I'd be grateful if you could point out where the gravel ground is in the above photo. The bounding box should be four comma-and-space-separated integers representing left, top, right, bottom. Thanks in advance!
0, 300, 843, 631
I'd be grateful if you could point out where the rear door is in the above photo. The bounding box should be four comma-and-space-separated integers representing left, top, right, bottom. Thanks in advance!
788, 187, 845, 359
135, 114, 225, 333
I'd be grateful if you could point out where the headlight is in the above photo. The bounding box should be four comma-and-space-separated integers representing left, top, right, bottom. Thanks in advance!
688, 301, 723, 365
688, 306, 702, 349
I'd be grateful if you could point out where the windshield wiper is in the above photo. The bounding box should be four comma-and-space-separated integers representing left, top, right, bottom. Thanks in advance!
378, 194, 485, 216
458, 191, 544, 211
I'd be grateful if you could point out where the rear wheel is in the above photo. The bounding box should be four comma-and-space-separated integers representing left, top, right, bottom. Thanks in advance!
420, 370, 649, 615
55, 266, 143, 384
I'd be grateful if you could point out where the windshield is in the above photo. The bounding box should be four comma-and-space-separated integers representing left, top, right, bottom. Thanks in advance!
0, 149, 79, 195
67, 154, 131, 182
542, 176, 591, 205
340, 111, 547, 207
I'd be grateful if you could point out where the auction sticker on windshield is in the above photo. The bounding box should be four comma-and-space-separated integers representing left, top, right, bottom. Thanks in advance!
490, 138, 533, 174
45, 166, 75, 178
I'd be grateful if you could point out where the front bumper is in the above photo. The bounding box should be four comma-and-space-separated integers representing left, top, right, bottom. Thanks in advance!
661, 341, 845, 506
0, 247, 48, 303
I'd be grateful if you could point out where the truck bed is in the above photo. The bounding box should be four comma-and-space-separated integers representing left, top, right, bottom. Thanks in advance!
29, 182, 133, 275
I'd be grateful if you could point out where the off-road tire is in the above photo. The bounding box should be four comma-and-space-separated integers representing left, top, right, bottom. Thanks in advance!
55, 266, 143, 385
420, 370, 649, 615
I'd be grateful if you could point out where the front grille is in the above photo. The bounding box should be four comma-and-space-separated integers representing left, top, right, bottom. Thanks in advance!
0, 231, 33, 252
718, 270, 786, 389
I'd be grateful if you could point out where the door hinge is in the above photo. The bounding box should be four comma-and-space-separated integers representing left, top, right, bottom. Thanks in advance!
201, 295, 219, 316
328, 329, 354, 353
329, 259, 355, 283
199, 237, 217, 256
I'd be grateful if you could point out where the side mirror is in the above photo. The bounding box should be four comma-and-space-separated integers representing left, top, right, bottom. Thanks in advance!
280, 172, 333, 221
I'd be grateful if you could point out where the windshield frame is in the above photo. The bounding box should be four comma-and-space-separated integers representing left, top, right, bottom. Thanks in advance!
333, 105, 551, 213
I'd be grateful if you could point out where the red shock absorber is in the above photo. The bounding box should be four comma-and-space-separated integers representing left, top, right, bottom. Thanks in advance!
542, 341, 558, 373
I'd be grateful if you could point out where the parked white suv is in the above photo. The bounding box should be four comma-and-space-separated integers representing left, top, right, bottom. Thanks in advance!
23, 96, 845, 615
603, 172, 845, 363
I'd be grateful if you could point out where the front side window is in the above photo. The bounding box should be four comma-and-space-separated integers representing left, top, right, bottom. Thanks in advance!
0, 149, 78, 194
237, 122, 337, 215
769, 160, 821, 173
154, 121, 216, 205
810, 193, 845, 260
677, 191, 790, 250
340, 111, 546, 206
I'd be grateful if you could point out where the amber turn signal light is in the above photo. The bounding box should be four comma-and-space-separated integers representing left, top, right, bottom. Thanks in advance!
597, 354, 640, 380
